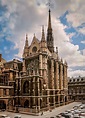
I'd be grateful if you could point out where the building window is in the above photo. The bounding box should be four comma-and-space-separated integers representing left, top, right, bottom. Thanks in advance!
32, 46, 37, 53
71, 89, 73, 94
23, 81, 29, 94
83, 89, 85, 93
79, 89, 81, 94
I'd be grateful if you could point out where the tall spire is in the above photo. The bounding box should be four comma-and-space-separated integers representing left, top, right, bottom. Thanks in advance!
47, 9, 54, 53
48, 9, 52, 30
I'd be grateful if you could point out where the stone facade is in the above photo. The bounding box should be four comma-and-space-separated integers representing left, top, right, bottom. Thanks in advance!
0, 54, 6, 73
0, 58, 22, 110
68, 77, 85, 101
14, 9, 68, 113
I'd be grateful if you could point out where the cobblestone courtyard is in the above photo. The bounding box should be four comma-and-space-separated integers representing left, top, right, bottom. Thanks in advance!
0, 102, 81, 118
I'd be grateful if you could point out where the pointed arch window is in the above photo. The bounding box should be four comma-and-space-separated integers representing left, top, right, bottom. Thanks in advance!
23, 81, 29, 94
32, 46, 37, 53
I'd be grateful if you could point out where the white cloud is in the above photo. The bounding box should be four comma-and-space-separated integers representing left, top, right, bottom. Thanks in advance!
66, 0, 85, 28
68, 68, 85, 77
81, 40, 85, 44
82, 49, 85, 56
52, 18, 85, 69
1, 0, 85, 77
79, 27, 85, 34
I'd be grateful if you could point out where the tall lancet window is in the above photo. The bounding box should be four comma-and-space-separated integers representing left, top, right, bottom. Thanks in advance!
23, 81, 29, 94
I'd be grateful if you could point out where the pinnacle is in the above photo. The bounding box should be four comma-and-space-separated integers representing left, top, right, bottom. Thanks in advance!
25, 34, 29, 47
41, 25, 45, 41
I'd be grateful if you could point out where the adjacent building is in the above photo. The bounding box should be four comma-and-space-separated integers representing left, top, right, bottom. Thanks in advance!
68, 76, 85, 101
0, 58, 22, 110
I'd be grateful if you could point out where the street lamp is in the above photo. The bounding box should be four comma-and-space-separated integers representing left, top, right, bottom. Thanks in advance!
43, 83, 46, 89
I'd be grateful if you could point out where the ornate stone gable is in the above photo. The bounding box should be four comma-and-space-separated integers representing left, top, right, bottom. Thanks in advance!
29, 35, 40, 55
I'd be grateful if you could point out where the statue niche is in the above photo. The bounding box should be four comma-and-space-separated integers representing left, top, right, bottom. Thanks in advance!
23, 81, 29, 94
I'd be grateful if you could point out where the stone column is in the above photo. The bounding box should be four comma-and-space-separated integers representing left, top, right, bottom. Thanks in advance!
55, 60, 59, 89
33, 77, 36, 107
50, 59, 54, 89
63, 95, 66, 105
58, 94, 60, 105
39, 54, 42, 76
81, 88, 83, 94
22, 59, 26, 75
59, 62, 63, 90
29, 81, 31, 108
1, 89, 3, 96
53, 91, 56, 107
16, 71, 18, 78
37, 78, 40, 111
43, 55, 48, 84
65, 64, 68, 89
77, 87, 80, 94
63, 65, 66, 89
29, 69, 31, 76
51, 59, 55, 107
19, 77, 21, 94
13, 99, 15, 108
45, 56, 50, 109
7, 89, 9, 96
47, 90, 50, 109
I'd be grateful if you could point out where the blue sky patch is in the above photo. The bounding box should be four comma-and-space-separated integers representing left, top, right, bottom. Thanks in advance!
60, 11, 85, 50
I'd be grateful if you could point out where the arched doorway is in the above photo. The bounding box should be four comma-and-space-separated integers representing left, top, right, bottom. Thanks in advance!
24, 100, 29, 108
0, 100, 6, 110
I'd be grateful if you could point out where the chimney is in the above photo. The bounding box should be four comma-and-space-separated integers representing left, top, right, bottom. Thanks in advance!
0, 54, 2, 62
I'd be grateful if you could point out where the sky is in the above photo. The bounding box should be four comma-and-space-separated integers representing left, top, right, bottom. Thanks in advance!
0, 0, 85, 77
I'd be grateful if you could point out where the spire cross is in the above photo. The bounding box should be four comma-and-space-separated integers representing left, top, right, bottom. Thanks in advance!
48, 2, 51, 9
46, 0, 54, 9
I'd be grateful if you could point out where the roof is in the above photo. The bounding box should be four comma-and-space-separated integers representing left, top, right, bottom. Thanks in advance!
4, 59, 22, 64
68, 76, 85, 82
0, 58, 6, 67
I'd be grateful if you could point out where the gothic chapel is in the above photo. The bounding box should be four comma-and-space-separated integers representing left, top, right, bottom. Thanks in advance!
15, 9, 68, 113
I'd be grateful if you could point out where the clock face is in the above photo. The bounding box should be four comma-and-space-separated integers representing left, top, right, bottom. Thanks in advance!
32, 46, 37, 53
